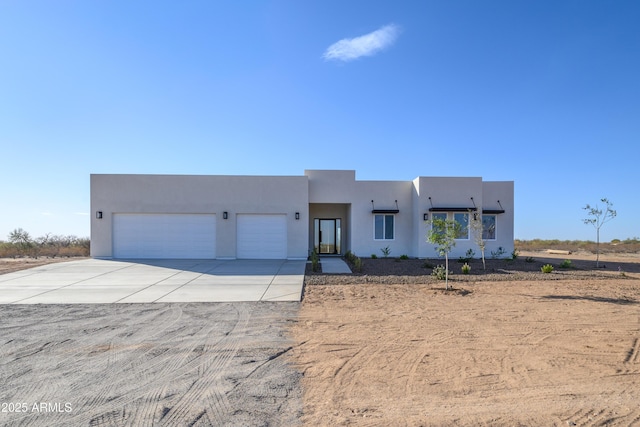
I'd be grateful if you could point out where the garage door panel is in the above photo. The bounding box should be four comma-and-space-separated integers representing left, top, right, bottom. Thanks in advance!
237, 214, 287, 259
113, 214, 216, 259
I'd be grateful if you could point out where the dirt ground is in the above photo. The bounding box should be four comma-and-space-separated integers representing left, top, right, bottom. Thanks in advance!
0, 302, 301, 427
0, 257, 84, 275
289, 251, 640, 426
2, 252, 640, 426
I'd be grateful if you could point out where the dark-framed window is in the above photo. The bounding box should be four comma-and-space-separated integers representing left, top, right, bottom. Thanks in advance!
374, 214, 394, 240
482, 214, 497, 240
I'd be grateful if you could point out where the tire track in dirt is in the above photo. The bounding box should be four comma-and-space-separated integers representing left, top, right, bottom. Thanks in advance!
624, 337, 640, 366
9, 304, 197, 426
1, 306, 144, 418
564, 407, 640, 427
1, 302, 302, 427
75, 303, 252, 426
68, 304, 234, 426
143, 309, 242, 426
31, 305, 185, 426
160, 304, 250, 425
291, 281, 640, 426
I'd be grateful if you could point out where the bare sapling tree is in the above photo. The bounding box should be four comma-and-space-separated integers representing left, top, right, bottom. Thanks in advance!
582, 198, 616, 268
427, 217, 462, 290
469, 210, 487, 271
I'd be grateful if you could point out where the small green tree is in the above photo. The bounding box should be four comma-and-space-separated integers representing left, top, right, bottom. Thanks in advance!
582, 198, 616, 268
427, 217, 461, 290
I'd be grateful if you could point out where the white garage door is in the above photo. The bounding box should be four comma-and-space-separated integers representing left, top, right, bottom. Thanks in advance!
237, 214, 287, 259
113, 214, 216, 259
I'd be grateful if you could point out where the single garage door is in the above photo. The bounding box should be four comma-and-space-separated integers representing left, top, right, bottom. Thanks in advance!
113, 213, 216, 259
237, 214, 287, 259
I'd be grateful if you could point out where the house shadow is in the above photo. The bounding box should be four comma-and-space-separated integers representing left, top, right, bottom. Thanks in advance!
541, 295, 638, 305
105, 258, 303, 277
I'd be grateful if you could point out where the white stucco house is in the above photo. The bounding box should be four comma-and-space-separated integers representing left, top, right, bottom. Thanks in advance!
90, 170, 514, 260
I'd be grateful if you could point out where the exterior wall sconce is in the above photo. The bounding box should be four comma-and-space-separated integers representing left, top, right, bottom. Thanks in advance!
423, 213, 428, 221
223, 211, 228, 220
295, 212, 300, 220
96, 211, 103, 219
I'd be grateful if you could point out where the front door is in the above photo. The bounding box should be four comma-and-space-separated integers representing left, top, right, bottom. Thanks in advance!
314, 218, 341, 254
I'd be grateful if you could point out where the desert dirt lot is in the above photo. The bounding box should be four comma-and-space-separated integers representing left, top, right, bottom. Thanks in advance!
1, 251, 640, 426
0, 302, 301, 427
290, 251, 640, 426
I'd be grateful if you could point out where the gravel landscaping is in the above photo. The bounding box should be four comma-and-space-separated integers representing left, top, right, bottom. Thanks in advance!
304, 250, 640, 286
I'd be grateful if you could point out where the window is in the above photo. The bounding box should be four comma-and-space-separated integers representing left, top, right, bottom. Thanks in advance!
431, 213, 447, 222
454, 213, 469, 240
482, 215, 496, 240
374, 214, 394, 240
430, 213, 469, 240
430, 213, 447, 236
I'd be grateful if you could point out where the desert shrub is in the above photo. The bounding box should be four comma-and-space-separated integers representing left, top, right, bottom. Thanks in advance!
380, 246, 391, 258
422, 260, 434, 269
371, 254, 378, 259
541, 264, 554, 273
515, 238, 640, 254
0, 242, 20, 258
511, 249, 519, 260
458, 248, 475, 263
431, 265, 449, 280
343, 250, 362, 272
353, 257, 362, 272
310, 249, 319, 272
344, 250, 356, 264
0, 233, 90, 258
461, 263, 471, 274
491, 247, 506, 259
399, 254, 409, 260
559, 259, 573, 269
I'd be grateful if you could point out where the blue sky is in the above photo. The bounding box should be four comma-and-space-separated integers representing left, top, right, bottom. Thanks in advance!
1, 1, 638, 242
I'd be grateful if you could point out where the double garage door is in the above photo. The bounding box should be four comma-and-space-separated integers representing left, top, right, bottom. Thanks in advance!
113, 213, 286, 259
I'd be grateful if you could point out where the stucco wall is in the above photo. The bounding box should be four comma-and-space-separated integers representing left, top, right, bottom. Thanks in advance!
306, 170, 415, 258
482, 180, 515, 256
91, 174, 309, 259
412, 177, 514, 259
91, 170, 514, 260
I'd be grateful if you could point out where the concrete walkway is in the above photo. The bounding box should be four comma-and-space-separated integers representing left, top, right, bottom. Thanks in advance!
0, 259, 306, 304
320, 257, 352, 273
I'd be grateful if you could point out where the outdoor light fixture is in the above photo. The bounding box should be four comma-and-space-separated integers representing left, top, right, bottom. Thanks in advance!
96, 211, 103, 219
295, 212, 300, 220
223, 211, 228, 219
423, 213, 428, 221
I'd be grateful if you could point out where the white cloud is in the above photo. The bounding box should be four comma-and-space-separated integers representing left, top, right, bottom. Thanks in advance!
323, 24, 400, 62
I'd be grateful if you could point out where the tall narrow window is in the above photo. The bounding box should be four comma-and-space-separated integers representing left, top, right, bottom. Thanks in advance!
374, 214, 395, 240
482, 215, 497, 240
430, 212, 447, 236
454, 213, 469, 240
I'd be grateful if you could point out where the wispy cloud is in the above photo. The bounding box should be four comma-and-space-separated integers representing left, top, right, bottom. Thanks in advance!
74, 212, 89, 216
323, 24, 400, 62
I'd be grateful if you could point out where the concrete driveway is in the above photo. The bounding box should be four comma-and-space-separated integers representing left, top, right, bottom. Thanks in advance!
0, 258, 306, 304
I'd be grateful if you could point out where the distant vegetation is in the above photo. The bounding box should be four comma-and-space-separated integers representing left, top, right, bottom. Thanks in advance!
515, 238, 640, 254
0, 228, 90, 258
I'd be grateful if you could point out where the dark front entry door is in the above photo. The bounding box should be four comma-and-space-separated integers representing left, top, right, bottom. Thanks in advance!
314, 218, 341, 254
